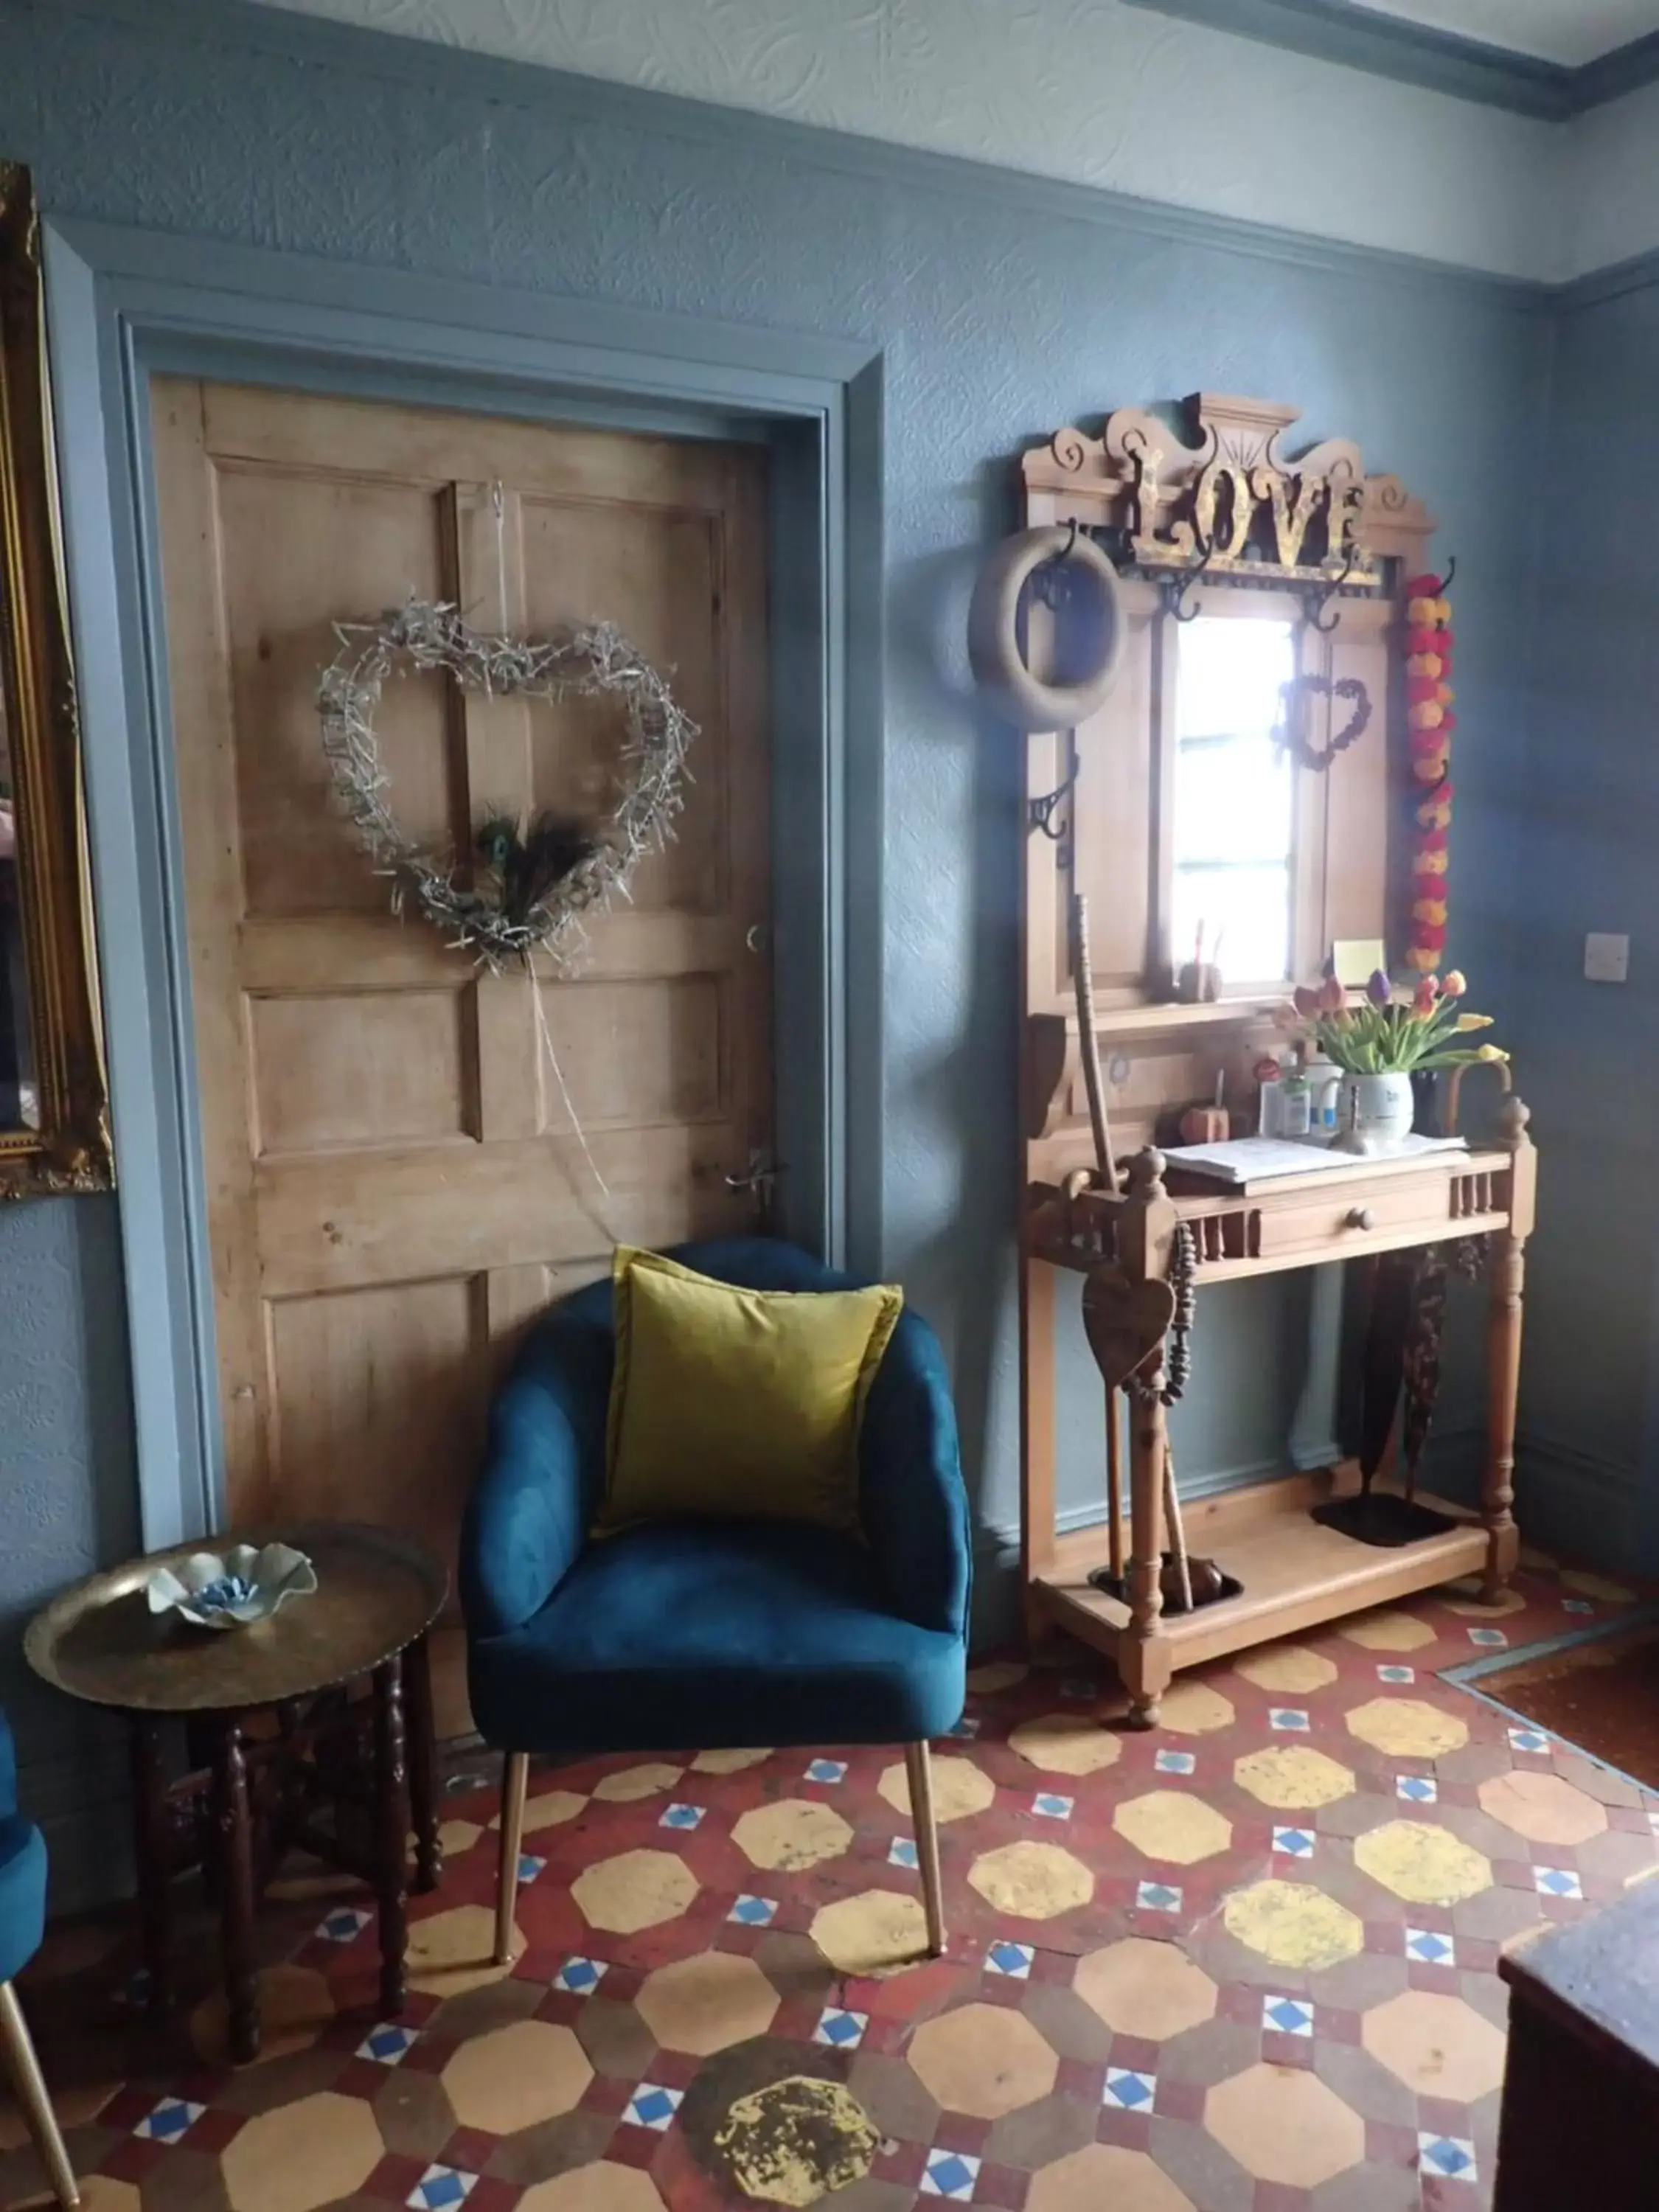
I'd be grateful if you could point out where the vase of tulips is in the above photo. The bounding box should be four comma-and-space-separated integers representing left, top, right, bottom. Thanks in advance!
1279, 970, 1507, 1156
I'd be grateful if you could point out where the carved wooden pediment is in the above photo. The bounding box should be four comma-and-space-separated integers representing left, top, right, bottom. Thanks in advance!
1023, 392, 1432, 588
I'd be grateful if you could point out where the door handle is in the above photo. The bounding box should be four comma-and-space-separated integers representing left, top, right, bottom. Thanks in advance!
724, 1151, 781, 1194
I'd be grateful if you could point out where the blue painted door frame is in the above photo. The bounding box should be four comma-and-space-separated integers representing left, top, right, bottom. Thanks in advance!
43, 215, 883, 1552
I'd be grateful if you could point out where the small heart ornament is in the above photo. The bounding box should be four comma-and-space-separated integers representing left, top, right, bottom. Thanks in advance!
1081, 1267, 1176, 1391
1275, 672, 1371, 772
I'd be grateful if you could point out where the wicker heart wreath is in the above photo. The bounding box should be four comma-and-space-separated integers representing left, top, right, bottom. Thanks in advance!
318, 599, 695, 972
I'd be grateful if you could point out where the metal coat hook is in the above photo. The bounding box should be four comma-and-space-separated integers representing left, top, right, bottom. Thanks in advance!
1303, 546, 1357, 634
1160, 531, 1214, 624
1028, 765, 1078, 842
1032, 520, 1082, 610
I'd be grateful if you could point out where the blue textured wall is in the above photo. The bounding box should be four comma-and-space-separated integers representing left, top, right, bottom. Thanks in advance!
0, 0, 1552, 1883
1514, 272, 1659, 1571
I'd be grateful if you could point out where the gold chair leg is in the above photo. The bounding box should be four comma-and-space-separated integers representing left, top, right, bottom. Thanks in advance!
493, 1751, 529, 1966
905, 1740, 947, 1956
0, 1980, 80, 2210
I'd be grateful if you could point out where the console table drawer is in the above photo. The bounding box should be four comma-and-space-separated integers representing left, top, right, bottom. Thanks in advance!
1255, 1178, 1451, 1260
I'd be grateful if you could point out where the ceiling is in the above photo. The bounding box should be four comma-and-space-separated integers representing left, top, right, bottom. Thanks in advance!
1347, 0, 1659, 66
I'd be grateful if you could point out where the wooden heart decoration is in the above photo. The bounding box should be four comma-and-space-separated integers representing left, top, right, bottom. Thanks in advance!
1276, 673, 1372, 773
1081, 1266, 1176, 1391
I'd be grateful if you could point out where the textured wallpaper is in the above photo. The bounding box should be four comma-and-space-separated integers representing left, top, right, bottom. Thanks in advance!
0, 0, 1556, 1891
246, 0, 1566, 278
0, 1195, 138, 1900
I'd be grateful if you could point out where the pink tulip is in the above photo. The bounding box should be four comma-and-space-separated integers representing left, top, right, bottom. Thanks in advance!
1318, 975, 1346, 1014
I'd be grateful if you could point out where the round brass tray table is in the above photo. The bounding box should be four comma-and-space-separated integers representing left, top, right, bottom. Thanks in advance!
26, 1523, 447, 2064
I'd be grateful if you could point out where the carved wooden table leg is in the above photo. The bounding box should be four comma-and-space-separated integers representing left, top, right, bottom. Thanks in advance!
211, 1718, 259, 2065
1124, 1382, 1172, 1730
128, 1716, 175, 2022
1482, 1099, 1534, 1604
404, 1632, 442, 1895
373, 1656, 408, 2017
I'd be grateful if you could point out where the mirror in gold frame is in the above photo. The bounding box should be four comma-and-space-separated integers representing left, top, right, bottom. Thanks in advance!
0, 160, 111, 1197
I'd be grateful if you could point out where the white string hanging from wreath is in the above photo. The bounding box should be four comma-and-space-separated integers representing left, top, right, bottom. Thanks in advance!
317, 597, 697, 974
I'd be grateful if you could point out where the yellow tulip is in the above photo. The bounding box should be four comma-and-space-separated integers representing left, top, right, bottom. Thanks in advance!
1455, 1012, 1493, 1030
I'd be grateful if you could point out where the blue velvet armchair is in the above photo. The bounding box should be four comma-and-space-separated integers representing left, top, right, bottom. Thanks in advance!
0, 1708, 79, 2208
462, 1237, 972, 1965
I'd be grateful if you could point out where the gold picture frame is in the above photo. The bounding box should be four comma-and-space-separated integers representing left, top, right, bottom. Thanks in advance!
0, 160, 111, 1198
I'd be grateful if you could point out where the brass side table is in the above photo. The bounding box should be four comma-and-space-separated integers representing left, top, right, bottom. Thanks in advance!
25, 1523, 447, 2065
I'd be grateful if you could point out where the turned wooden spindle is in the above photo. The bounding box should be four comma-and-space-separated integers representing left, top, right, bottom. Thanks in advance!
1482, 1097, 1534, 1603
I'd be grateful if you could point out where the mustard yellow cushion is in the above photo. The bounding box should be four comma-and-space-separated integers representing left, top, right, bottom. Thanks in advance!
598, 1246, 903, 1538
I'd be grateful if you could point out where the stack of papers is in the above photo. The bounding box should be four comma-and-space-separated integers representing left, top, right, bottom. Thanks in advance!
1163, 1133, 1468, 1188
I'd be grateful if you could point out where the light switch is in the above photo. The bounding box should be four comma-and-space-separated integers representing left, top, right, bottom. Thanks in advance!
1585, 932, 1630, 983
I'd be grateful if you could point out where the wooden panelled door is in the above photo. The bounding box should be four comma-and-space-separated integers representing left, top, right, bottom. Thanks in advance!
150, 382, 772, 1728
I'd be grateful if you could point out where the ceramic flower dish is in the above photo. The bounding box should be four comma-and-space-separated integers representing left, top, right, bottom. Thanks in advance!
145, 1542, 317, 1630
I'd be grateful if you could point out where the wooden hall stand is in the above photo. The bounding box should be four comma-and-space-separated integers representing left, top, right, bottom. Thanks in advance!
1004, 393, 1538, 1725
1020, 1110, 1535, 1727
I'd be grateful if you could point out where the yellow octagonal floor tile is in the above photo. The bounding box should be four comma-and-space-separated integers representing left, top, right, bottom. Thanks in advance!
1074, 1936, 1217, 2039
715, 2076, 880, 2208
1562, 1569, 1637, 1604
13, 2181, 140, 2212
1361, 1988, 1507, 2101
810, 1888, 931, 1978
908, 2000, 1059, 2117
1234, 1644, 1338, 1696
518, 2164, 668, 2212
442, 2017, 593, 2135
591, 1761, 684, 1803
1114, 1791, 1232, 1865
1339, 1610, 1436, 1653
690, 1747, 773, 1774
1478, 1768, 1608, 1847
407, 1902, 523, 1996
1158, 1680, 1235, 1734
190, 1962, 335, 2067
1234, 1746, 1355, 1811
967, 1840, 1094, 1920
1345, 1697, 1469, 1759
221, 2088, 383, 2212
967, 1660, 1029, 1694
732, 1798, 854, 1871
490, 1789, 587, 1834
1007, 1714, 1121, 1775
1353, 1820, 1492, 1906
1222, 1879, 1364, 1971
877, 1756, 994, 1823
572, 1848, 699, 1935
1027, 2143, 1194, 2212
1205, 2061, 1365, 2187
636, 1950, 780, 2055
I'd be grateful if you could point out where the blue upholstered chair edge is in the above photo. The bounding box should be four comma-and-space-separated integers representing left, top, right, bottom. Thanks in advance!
0, 1707, 80, 2207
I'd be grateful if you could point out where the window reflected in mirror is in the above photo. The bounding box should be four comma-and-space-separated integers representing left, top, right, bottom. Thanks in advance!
0, 672, 40, 1129
1172, 615, 1296, 987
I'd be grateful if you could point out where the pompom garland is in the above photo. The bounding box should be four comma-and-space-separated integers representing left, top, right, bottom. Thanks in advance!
1404, 571, 1454, 973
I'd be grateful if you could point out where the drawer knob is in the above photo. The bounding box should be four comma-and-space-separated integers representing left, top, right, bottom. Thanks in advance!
1348, 1206, 1376, 1231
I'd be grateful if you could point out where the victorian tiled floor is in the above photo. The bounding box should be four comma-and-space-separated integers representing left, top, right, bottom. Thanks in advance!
4, 1554, 1655, 2212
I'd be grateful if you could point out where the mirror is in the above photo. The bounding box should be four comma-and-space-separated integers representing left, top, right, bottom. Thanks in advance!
1171, 613, 1297, 989
0, 161, 111, 1197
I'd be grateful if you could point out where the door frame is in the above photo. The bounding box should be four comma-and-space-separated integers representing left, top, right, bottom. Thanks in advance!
44, 215, 883, 1552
